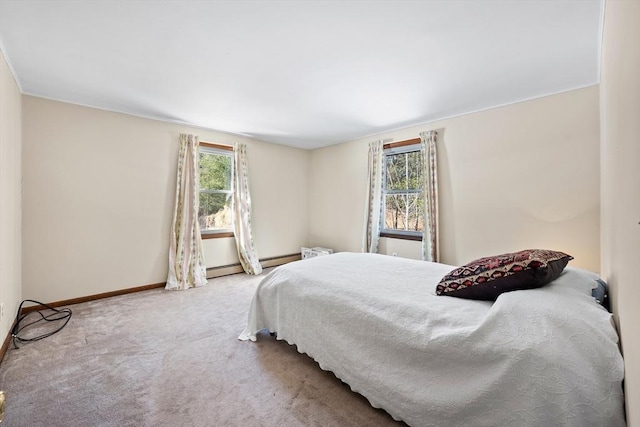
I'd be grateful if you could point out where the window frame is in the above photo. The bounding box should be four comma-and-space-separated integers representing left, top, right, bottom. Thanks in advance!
198, 142, 234, 239
380, 139, 424, 241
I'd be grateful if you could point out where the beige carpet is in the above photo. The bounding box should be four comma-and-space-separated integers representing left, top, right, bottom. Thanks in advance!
0, 269, 404, 426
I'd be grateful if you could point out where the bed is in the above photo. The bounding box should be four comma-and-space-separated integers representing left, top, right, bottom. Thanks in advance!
239, 252, 626, 426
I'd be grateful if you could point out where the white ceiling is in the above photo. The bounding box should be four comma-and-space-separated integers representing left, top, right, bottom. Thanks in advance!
0, 0, 603, 149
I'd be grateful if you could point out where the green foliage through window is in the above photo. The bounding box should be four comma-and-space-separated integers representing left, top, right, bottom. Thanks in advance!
199, 148, 233, 232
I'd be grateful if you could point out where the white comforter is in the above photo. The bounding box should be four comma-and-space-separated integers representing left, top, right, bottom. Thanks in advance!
239, 253, 626, 427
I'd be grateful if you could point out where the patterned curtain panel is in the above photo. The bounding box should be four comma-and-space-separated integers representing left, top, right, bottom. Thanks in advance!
233, 143, 262, 275
419, 131, 439, 262
166, 133, 208, 290
362, 140, 384, 253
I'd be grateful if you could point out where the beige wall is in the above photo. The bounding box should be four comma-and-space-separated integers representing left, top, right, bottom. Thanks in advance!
22, 96, 309, 303
600, 1, 640, 425
309, 86, 601, 271
0, 48, 22, 339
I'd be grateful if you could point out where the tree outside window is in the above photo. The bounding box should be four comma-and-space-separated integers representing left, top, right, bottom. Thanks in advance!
199, 145, 233, 234
382, 147, 424, 237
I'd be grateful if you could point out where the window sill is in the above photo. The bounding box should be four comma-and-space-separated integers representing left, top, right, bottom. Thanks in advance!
201, 232, 234, 239
379, 232, 423, 242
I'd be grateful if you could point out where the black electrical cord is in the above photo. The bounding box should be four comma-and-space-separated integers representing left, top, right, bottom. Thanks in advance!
11, 300, 72, 349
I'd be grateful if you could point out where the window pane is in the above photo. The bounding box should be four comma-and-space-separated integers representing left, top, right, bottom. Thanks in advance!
385, 153, 407, 190
407, 151, 422, 190
406, 193, 424, 232
384, 194, 408, 230
385, 150, 422, 191
199, 192, 232, 231
384, 193, 424, 232
200, 152, 232, 191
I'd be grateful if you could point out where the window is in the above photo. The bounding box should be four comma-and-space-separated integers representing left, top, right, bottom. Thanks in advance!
380, 141, 424, 240
199, 142, 234, 238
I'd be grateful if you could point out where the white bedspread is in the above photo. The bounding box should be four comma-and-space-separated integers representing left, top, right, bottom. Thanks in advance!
239, 252, 625, 427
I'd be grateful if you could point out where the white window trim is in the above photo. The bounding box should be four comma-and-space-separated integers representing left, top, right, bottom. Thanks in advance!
380, 143, 424, 238
199, 145, 234, 235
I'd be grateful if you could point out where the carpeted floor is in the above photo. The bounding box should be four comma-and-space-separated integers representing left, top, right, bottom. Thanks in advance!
0, 269, 404, 426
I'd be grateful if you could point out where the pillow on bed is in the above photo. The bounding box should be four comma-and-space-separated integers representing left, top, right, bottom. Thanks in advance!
436, 249, 573, 301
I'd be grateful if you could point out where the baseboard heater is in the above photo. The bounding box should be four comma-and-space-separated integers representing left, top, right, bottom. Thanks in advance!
206, 253, 301, 278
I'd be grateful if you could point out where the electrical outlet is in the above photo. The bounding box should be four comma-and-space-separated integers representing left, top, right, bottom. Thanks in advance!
392, 252, 398, 257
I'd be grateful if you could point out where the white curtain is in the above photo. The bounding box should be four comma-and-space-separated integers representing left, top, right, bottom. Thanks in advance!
166, 133, 208, 290
233, 143, 262, 275
362, 140, 384, 253
419, 131, 439, 262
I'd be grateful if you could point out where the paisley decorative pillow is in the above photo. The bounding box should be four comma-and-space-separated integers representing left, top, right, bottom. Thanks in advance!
436, 249, 573, 300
